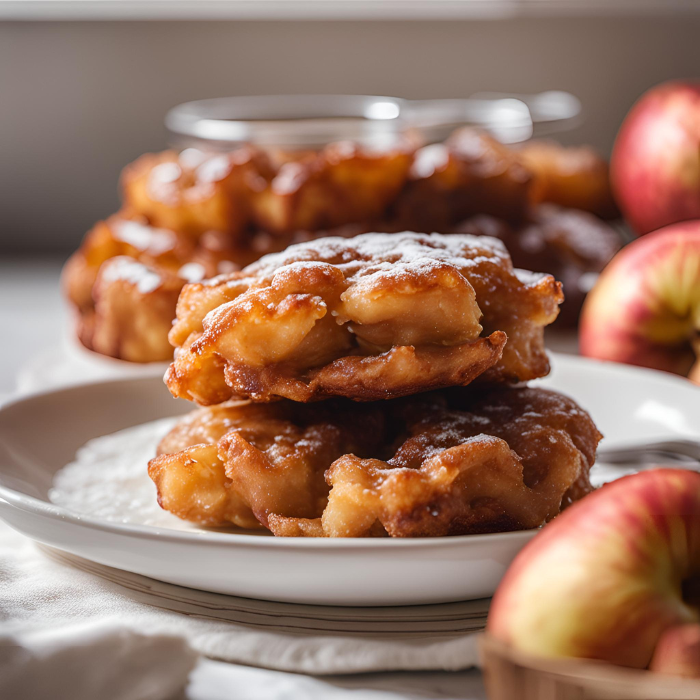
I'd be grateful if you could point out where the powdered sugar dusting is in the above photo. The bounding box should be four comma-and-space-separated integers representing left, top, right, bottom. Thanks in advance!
178, 262, 207, 282
149, 161, 181, 186
245, 231, 511, 284
111, 219, 177, 256
99, 257, 164, 294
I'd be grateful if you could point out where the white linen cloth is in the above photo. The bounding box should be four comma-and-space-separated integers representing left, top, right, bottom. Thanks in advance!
1, 621, 197, 700
186, 660, 488, 700
0, 522, 484, 681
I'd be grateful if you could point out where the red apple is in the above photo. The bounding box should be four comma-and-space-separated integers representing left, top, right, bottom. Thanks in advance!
579, 221, 700, 381
611, 81, 700, 236
487, 469, 700, 669
650, 623, 700, 678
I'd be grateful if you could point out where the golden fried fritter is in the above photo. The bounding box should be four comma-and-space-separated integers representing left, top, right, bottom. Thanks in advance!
516, 140, 618, 219
88, 257, 185, 362
121, 147, 274, 238
150, 387, 600, 536
310, 387, 600, 538
165, 232, 562, 404
251, 141, 413, 234
270, 388, 600, 537
61, 215, 204, 361
150, 400, 386, 528
393, 129, 533, 231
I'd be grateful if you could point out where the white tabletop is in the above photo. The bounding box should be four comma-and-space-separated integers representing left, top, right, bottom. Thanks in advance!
0, 256, 489, 699
0, 257, 68, 395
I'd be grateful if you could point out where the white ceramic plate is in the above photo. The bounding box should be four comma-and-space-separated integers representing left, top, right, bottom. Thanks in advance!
1, 354, 699, 606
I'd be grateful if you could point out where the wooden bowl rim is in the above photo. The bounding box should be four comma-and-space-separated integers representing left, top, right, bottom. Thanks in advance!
480, 633, 700, 698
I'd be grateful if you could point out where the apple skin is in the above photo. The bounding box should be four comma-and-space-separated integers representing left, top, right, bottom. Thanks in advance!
579, 221, 700, 379
487, 469, 700, 669
650, 623, 700, 677
611, 81, 700, 236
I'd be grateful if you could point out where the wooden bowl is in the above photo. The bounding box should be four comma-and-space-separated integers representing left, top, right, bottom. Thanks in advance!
480, 634, 700, 700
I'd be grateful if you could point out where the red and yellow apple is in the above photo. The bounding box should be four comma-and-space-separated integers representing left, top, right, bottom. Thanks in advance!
487, 469, 700, 670
611, 81, 700, 236
579, 221, 700, 382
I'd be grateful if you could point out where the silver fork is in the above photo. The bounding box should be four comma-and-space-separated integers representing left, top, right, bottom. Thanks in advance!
598, 439, 700, 466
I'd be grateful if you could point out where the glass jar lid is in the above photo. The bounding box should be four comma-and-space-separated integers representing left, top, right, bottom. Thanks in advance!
164, 93, 574, 151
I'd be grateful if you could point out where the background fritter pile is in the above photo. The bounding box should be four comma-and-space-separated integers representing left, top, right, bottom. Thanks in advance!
63, 130, 621, 362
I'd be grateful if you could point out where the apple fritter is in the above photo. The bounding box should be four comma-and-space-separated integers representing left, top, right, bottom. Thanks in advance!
121, 147, 274, 238
165, 232, 562, 404
149, 387, 600, 536
251, 141, 413, 234
393, 129, 533, 231
270, 387, 600, 537
61, 216, 203, 361
516, 140, 618, 219
150, 400, 386, 529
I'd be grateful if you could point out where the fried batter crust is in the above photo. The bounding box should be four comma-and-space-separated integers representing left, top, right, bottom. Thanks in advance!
150, 400, 386, 528
165, 232, 562, 403
62, 215, 203, 318
89, 257, 185, 362
149, 388, 601, 536
148, 444, 262, 529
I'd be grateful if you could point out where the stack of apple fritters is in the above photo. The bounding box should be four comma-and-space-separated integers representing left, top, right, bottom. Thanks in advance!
149, 232, 601, 538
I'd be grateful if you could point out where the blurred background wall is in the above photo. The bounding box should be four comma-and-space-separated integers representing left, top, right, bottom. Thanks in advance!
2, 13, 700, 254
